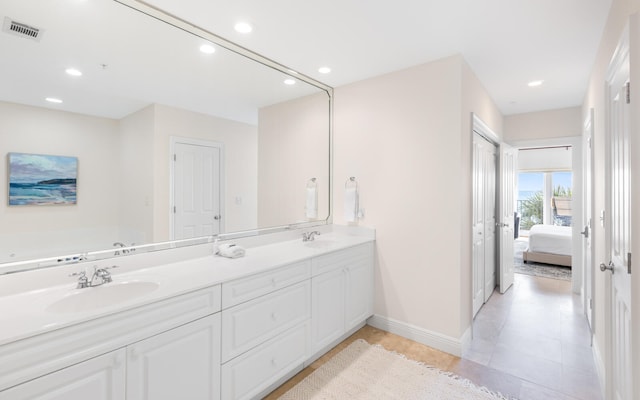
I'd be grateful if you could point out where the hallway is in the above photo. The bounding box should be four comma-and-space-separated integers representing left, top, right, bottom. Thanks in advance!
462, 274, 602, 399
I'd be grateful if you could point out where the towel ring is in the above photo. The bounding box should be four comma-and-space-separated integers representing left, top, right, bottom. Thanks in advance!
307, 177, 317, 189
345, 176, 358, 189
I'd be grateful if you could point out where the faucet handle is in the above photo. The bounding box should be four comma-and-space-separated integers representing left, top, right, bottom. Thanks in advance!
69, 270, 86, 278
69, 270, 90, 288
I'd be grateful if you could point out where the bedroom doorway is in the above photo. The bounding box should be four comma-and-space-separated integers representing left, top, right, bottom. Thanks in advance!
508, 137, 583, 293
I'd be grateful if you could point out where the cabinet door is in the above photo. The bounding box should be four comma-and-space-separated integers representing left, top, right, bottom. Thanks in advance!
0, 349, 125, 400
127, 314, 221, 400
345, 258, 374, 331
311, 268, 345, 354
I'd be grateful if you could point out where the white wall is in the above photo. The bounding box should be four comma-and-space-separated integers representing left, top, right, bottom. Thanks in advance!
257, 92, 330, 228
504, 107, 582, 142
334, 55, 502, 349
119, 105, 155, 245
0, 102, 121, 262
582, 0, 640, 395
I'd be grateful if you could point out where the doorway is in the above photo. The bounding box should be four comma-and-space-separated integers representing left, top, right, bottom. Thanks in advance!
170, 137, 224, 240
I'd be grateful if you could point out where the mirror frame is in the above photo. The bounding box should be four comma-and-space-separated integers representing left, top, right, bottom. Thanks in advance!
0, 0, 333, 275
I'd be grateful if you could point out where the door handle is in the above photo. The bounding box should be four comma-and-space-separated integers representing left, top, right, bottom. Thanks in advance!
581, 226, 589, 238
214, 215, 221, 220
496, 222, 509, 228
600, 261, 614, 274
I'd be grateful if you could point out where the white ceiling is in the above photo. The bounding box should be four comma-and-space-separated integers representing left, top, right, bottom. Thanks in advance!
143, 0, 612, 115
0, 0, 612, 122
0, 0, 325, 124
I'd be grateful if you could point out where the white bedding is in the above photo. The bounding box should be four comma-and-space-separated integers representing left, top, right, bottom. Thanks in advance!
528, 224, 572, 256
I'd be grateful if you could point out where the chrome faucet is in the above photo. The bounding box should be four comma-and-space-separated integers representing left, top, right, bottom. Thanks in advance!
113, 242, 129, 255
302, 231, 321, 242
70, 266, 117, 289
90, 267, 113, 287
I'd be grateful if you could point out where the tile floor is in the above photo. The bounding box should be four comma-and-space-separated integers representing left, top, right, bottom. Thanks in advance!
266, 273, 602, 400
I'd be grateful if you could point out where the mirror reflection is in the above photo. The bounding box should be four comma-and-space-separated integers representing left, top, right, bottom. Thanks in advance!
0, 0, 330, 268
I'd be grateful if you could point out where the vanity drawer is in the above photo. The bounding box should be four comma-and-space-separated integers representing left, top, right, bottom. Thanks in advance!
221, 323, 308, 400
221, 259, 310, 308
221, 280, 310, 363
311, 242, 374, 276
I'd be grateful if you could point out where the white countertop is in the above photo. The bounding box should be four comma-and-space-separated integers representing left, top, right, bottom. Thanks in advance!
0, 227, 374, 346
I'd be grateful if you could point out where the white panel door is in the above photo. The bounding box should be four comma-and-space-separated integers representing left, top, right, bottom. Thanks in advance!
498, 143, 516, 294
583, 110, 595, 330
174, 141, 221, 239
472, 133, 498, 316
127, 314, 221, 400
472, 138, 485, 316
605, 25, 632, 400
483, 143, 497, 302
1, 350, 126, 400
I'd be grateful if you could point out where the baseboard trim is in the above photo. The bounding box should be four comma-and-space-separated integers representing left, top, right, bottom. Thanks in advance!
367, 314, 464, 356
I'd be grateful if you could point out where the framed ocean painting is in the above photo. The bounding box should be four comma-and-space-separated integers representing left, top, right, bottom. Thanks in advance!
8, 153, 78, 206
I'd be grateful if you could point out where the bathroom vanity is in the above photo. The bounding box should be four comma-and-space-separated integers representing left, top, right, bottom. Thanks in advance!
0, 227, 374, 400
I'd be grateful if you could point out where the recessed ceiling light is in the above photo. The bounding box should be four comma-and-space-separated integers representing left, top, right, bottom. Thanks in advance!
65, 68, 82, 77
199, 44, 216, 54
234, 22, 253, 34
318, 67, 331, 74
284, 79, 296, 85
528, 80, 544, 87
46, 97, 63, 104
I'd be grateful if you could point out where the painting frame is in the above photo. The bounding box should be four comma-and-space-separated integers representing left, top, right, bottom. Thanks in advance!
7, 152, 78, 206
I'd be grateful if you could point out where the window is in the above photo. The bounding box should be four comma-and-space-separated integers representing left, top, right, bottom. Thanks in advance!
517, 171, 572, 231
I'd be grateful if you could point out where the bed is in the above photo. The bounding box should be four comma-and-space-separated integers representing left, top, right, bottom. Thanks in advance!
523, 224, 572, 267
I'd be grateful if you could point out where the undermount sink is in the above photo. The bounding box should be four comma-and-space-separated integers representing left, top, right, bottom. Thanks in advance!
46, 281, 160, 314
304, 239, 337, 249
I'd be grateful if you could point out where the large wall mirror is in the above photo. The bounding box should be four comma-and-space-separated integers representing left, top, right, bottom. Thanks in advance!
0, 0, 332, 272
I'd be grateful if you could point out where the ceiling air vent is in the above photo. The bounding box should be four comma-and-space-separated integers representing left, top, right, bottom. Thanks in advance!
2, 17, 43, 41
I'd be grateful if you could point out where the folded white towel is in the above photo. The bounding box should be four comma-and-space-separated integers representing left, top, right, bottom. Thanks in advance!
217, 243, 246, 259
344, 187, 358, 222
306, 187, 318, 219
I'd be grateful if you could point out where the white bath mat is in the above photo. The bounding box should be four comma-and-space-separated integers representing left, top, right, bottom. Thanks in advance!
279, 339, 512, 400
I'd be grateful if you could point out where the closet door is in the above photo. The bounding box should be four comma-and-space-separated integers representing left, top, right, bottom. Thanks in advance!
472, 133, 498, 317
472, 138, 486, 316
483, 145, 497, 302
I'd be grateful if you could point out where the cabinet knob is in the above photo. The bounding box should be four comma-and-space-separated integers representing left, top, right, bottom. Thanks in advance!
271, 312, 278, 321
271, 358, 278, 366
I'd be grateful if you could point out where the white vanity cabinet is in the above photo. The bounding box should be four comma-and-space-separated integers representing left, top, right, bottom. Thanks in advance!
0, 286, 222, 399
220, 261, 311, 400
0, 349, 126, 400
311, 242, 374, 355
4, 315, 222, 400
0, 233, 375, 400
127, 314, 221, 400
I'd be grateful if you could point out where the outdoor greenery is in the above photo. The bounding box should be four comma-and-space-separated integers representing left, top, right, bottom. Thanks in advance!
518, 186, 572, 230
519, 191, 543, 230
